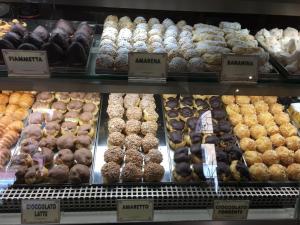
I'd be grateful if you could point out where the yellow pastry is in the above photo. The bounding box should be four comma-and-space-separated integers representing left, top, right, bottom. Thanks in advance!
287, 163, 300, 181
250, 124, 267, 139
234, 124, 250, 139
229, 113, 243, 126
235, 96, 250, 104
263, 96, 277, 105
270, 133, 286, 147
249, 96, 263, 103
254, 101, 269, 113
243, 114, 258, 127
269, 164, 288, 181
262, 150, 279, 166
239, 137, 256, 151
256, 136, 272, 153
285, 136, 300, 151
221, 95, 235, 105
279, 123, 297, 137
244, 151, 262, 166
249, 163, 270, 181
274, 112, 290, 126
257, 112, 274, 125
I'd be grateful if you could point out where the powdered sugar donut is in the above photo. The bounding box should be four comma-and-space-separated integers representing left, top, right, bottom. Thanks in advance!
134, 16, 146, 25
118, 28, 132, 41
148, 35, 163, 44
96, 54, 114, 69
152, 48, 166, 53
99, 45, 117, 57
169, 57, 187, 72
100, 39, 117, 49
152, 24, 165, 32
148, 29, 162, 37
163, 36, 177, 45
177, 20, 187, 30
181, 25, 193, 32
165, 43, 179, 52
117, 47, 130, 55
136, 23, 149, 31
148, 18, 160, 27
115, 54, 128, 71
179, 30, 192, 39
187, 57, 205, 72
117, 40, 132, 50
162, 18, 175, 29
182, 48, 199, 60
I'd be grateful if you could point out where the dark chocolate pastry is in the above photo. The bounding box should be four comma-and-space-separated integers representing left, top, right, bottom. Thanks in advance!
168, 119, 185, 131
174, 151, 190, 163
33, 25, 49, 41
4, 32, 22, 48
218, 120, 232, 133
11, 24, 27, 37
0, 39, 15, 62
56, 134, 76, 151
55, 149, 74, 168
212, 121, 220, 133
76, 22, 93, 36
72, 32, 90, 53
24, 165, 48, 184
41, 42, 64, 64
21, 138, 40, 155
166, 109, 179, 119
180, 96, 193, 108
235, 161, 250, 181
74, 148, 92, 166
209, 96, 222, 109
190, 131, 202, 143
217, 162, 231, 181
212, 108, 226, 120
66, 42, 87, 66
227, 145, 243, 161
69, 164, 90, 184
11, 153, 33, 167
175, 162, 192, 177
39, 136, 57, 151
193, 163, 206, 180
180, 107, 194, 119
203, 134, 220, 145
18, 43, 38, 50
48, 164, 69, 184
216, 150, 228, 163
169, 130, 184, 144
190, 143, 203, 159
32, 147, 54, 168
165, 98, 179, 109
175, 147, 189, 155
10, 165, 28, 184
55, 19, 75, 35
23, 32, 44, 48
187, 117, 198, 131
220, 133, 235, 145
50, 28, 70, 50
194, 99, 210, 110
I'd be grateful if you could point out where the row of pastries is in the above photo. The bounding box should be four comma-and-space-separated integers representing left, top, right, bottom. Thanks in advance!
96, 15, 272, 73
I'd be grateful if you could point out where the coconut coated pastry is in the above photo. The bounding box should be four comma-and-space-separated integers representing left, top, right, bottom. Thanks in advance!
121, 162, 143, 182
101, 162, 120, 183
144, 149, 163, 164
143, 162, 164, 182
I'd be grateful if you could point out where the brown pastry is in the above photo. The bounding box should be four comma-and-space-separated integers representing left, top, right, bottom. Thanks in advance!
55, 149, 74, 168
32, 102, 49, 113
144, 149, 163, 164
287, 163, 300, 181
13, 108, 28, 121
77, 124, 95, 137
39, 136, 57, 150
142, 133, 159, 153
121, 162, 142, 182
141, 121, 158, 135
84, 93, 100, 105
124, 133, 142, 151
164, 97, 179, 110
295, 149, 300, 163
44, 110, 64, 123
125, 149, 143, 167
126, 107, 142, 120
0, 93, 9, 105
70, 92, 86, 101
74, 148, 92, 166
79, 112, 94, 125
285, 136, 300, 151
143, 162, 164, 182
265, 122, 280, 136
11, 153, 33, 167
250, 124, 267, 139
28, 112, 44, 124
165, 109, 179, 121
279, 123, 297, 137
143, 107, 159, 121
101, 162, 120, 184
75, 135, 92, 149
20, 137, 40, 155
36, 92, 54, 103
169, 131, 186, 150
262, 150, 279, 166
69, 164, 90, 184
124, 94, 140, 109
83, 103, 98, 115
104, 146, 124, 165
67, 100, 83, 112
125, 119, 141, 134
9, 92, 21, 105
107, 104, 124, 119
276, 146, 295, 166
44, 121, 60, 137
61, 121, 77, 134
233, 124, 250, 139
274, 112, 290, 125
56, 134, 76, 150
173, 162, 192, 182
24, 165, 48, 184
108, 132, 125, 147
23, 124, 43, 139
244, 151, 262, 166
167, 119, 185, 132
7, 120, 24, 132
269, 164, 288, 181
10, 165, 28, 184
179, 107, 194, 122
108, 118, 125, 133
239, 137, 256, 151
55, 92, 70, 103
249, 163, 270, 181
32, 147, 54, 168
270, 133, 286, 147
48, 164, 69, 184
64, 111, 79, 124
255, 136, 272, 153
51, 101, 67, 114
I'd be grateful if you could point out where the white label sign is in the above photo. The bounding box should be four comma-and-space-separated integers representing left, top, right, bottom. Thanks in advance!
2, 49, 50, 77
213, 200, 249, 220
117, 199, 154, 222
196, 110, 213, 134
21, 199, 60, 224
221, 54, 258, 83
128, 52, 167, 82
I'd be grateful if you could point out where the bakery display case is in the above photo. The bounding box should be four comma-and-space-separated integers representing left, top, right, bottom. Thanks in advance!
0, 1, 299, 225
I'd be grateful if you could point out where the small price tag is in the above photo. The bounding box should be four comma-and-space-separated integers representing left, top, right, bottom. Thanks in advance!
128, 52, 167, 83
21, 199, 60, 224
196, 110, 213, 134
2, 49, 50, 77
213, 200, 249, 220
117, 199, 154, 222
220, 54, 258, 83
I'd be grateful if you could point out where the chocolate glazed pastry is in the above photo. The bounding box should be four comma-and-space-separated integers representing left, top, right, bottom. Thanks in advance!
11, 24, 27, 38
50, 28, 70, 50
212, 108, 227, 121
23, 32, 44, 49
55, 19, 75, 36
192, 163, 206, 181
190, 143, 203, 163
180, 96, 194, 108
33, 25, 49, 42
173, 162, 192, 182
174, 147, 190, 163
194, 99, 210, 110
209, 96, 222, 109
66, 42, 87, 66
165, 98, 179, 110
168, 119, 185, 131
3, 32, 22, 48
18, 43, 38, 50
217, 162, 231, 182
187, 117, 198, 131
41, 42, 64, 64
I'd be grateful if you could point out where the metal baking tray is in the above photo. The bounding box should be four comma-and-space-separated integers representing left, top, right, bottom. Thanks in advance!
0, 19, 97, 75
93, 93, 172, 184
7, 94, 102, 186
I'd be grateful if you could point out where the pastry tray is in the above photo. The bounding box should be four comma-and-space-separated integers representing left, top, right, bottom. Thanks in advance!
0, 19, 97, 75
7, 94, 103, 186
94, 93, 172, 184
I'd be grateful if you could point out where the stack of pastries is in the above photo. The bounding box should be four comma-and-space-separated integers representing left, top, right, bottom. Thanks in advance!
0, 19, 92, 66
101, 93, 164, 183
163, 94, 248, 183
223, 95, 300, 181
10, 92, 100, 185
256, 27, 300, 74
0, 91, 35, 170
97, 15, 271, 73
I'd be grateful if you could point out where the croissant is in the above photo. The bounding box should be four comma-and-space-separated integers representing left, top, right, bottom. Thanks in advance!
5, 104, 19, 116
0, 148, 10, 166
0, 93, 9, 105
6, 120, 24, 132
0, 130, 19, 149
0, 104, 5, 116
0, 115, 14, 126
0, 123, 6, 138
9, 92, 22, 105
19, 93, 34, 109
13, 108, 28, 121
